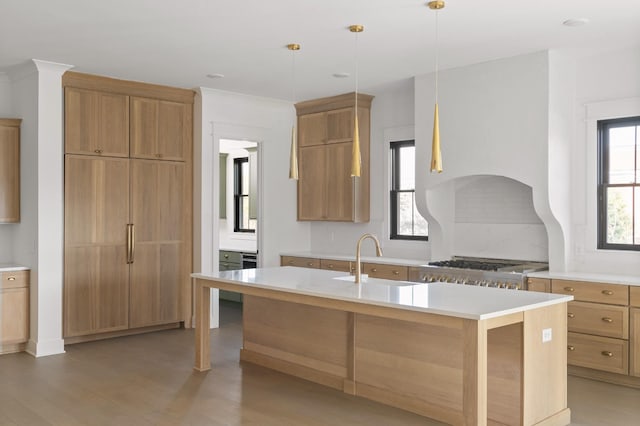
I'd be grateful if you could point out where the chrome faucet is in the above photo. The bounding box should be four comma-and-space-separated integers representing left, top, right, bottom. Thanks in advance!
354, 233, 383, 284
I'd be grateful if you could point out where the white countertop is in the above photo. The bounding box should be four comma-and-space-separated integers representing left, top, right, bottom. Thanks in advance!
528, 270, 640, 287
280, 251, 428, 267
0, 264, 29, 272
193, 267, 572, 321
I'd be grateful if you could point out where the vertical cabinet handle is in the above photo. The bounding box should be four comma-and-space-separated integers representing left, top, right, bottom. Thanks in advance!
130, 224, 135, 264
126, 224, 136, 264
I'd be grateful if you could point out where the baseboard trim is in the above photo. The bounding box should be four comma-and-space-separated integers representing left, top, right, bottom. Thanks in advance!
569, 365, 640, 389
64, 323, 181, 345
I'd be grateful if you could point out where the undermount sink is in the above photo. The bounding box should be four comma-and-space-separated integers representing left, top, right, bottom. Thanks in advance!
332, 275, 415, 287
333, 274, 368, 282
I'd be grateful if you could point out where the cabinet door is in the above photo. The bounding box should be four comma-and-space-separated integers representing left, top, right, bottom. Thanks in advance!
64, 155, 130, 337
298, 112, 327, 147
130, 97, 188, 161
65, 87, 129, 157
632, 308, 640, 377
298, 145, 326, 220
0, 120, 20, 223
326, 108, 353, 143
325, 142, 353, 221
130, 160, 185, 327
0, 288, 29, 345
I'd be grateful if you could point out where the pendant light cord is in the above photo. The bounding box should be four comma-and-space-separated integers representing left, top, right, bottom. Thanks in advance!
435, 8, 439, 103
355, 30, 359, 111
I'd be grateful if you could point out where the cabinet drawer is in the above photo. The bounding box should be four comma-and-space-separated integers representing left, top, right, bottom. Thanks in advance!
567, 301, 628, 339
552, 279, 628, 305
567, 332, 628, 375
219, 251, 242, 264
363, 263, 408, 281
1, 271, 29, 290
631, 287, 640, 308
526, 277, 550, 293
320, 259, 353, 273
219, 261, 242, 271
280, 256, 320, 269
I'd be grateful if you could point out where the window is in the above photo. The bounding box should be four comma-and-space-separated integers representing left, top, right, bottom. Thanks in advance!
234, 157, 255, 233
597, 116, 640, 250
390, 140, 428, 240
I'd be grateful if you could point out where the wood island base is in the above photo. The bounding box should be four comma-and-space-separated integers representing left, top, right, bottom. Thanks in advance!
193, 276, 571, 426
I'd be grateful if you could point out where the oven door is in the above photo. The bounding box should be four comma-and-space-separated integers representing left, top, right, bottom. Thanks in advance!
242, 252, 257, 269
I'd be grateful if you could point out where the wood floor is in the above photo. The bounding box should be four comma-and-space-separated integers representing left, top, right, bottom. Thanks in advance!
0, 301, 638, 425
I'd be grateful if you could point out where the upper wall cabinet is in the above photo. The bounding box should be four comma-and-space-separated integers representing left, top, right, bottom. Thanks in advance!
0, 119, 21, 223
130, 97, 190, 161
295, 92, 373, 223
65, 87, 129, 157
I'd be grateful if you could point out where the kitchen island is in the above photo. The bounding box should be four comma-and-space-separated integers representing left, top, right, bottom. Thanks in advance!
192, 267, 573, 426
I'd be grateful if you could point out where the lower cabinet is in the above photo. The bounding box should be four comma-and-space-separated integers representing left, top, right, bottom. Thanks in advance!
567, 332, 628, 375
632, 308, 640, 377
1, 270, 29, 354
280, 256, 320, 269
219, 250, 243, 302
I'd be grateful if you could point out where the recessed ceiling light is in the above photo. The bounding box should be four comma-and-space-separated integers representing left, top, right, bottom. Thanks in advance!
563, 18, 589, 27
333, 72, 350, 78
206, 73, 225, 79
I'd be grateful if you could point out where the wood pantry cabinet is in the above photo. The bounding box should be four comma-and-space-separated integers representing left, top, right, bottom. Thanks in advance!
62, 72, 193, 342
295, 93, 373, 222
0, 119, 21, 223
0, 270, 30, 354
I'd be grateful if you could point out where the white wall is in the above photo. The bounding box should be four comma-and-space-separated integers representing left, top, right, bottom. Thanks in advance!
569, 45, 640, 274
309, 79, 427, 260
0, 73, 15, 262
194, 87, 308, 270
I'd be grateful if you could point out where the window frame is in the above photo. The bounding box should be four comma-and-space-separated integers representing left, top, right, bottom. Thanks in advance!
389, 140, 428, 241
597, 116, 640, 250
233, 157, 255, 233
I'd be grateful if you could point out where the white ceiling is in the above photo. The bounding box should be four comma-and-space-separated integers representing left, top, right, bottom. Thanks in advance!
1, 0, 639, 101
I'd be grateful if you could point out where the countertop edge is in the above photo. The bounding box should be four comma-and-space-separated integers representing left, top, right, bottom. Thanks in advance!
0, 265, 30, 272
528, 270, 640, 287
280, 252, 428, 267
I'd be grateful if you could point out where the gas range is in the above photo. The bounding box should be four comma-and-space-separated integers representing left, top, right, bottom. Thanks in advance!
408, 256, 548, 290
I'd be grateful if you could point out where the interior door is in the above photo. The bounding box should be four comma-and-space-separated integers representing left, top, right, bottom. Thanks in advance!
64, 155, 130, 337
129, 159, 185, 327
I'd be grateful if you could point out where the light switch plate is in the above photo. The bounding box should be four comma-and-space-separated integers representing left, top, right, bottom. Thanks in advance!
542, 328, 552, 343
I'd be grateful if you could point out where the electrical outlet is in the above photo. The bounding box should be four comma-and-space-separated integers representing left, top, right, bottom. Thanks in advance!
542, 328, 552, 343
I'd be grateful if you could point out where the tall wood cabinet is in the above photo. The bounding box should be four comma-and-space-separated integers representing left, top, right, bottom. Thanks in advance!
295, 93, 373, 222
63, 72, 193, 342
0, 119, 21, 223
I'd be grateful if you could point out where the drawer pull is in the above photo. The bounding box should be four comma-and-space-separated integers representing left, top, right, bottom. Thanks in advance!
393, 270, 399, 275
568, 345, 575, 351
371, 268, 377, 273
564, 287, 575, 292
307, 262, 313, 267
327, 264, 334, 269
567, 313, 575, 318
601, 351, 613, 357
601, 317, 613, 323
94, 149, 103, 154
601, 290, 614, 296
224, 254, 229, 258
7, 276, 16, 281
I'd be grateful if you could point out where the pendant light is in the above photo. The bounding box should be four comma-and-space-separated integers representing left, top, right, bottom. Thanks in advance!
288, 43, 301, 180
349, 24, 363, 178
428, 1, 444, 173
